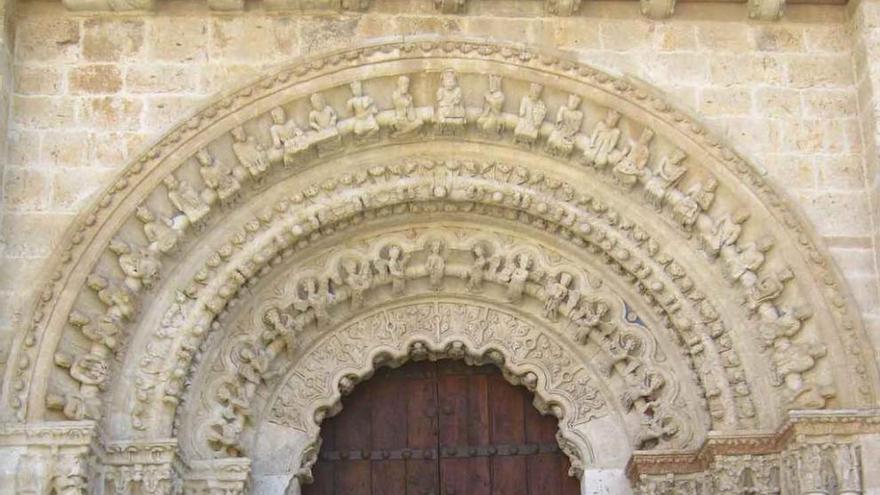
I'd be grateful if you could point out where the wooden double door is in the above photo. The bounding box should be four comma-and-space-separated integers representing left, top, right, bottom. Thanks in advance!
304, 360, 580, 495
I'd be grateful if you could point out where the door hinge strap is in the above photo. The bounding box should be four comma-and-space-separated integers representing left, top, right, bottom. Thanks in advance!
318, 442, 561, 462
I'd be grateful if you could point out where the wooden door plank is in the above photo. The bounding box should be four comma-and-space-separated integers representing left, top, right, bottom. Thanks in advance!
466, 373, 490, 447
488, 373, 527, 495
372, 373, 407, 495
406, 363, 439, 495
527, 454, 563, 495
487, 373, 525, 444
438, 369, 490, 495
438, 374, 468, 447
332, 367, 374, 495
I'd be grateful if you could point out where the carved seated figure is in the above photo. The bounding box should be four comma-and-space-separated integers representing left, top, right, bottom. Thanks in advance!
612, 128, 654, 188
390, 75, 424, 136
747, 268, 794, 311
308, 92, 342, 152
700, 209, 750, 258
196, 147, 241, 205
435, 69, 466, 134
268, 106, 308, 165
757, 304, 811, 349
477, 74, 505, 136
643, 148, 686, 209
135, 205, 181, 254
546, 94, 583, 157
109, 239, 161, 292
231, 126, 269, 178
723, 236, 774, 284
672, 176, 718, 230
771, 337, 827, 396
514, 83, 547, 146
583, 109, 624, 168
87, 274, 135, 321
69, 310, 120, 350
164, 174, 210, 226
347, 80, 380, 139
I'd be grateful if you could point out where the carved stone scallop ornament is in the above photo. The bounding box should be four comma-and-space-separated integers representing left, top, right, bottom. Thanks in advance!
1, 37, 877, 492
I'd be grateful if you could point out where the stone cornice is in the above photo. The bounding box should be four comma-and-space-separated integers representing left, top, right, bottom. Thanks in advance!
49, 0, 842, 19
626, 408, 880, 481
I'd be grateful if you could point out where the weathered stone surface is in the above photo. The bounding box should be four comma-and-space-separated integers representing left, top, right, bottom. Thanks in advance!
1, 3, 880, 494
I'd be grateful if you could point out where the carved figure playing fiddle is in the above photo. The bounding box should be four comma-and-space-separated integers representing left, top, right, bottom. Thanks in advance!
546, 94, 583, 157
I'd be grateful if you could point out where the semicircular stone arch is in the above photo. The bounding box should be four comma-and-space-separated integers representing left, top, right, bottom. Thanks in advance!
1, 37, 877, 494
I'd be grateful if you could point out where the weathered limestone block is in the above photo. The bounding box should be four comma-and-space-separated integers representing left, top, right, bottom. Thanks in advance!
62, 0, 155, 11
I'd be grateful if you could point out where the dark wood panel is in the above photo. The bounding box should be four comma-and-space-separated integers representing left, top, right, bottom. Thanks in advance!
371, 374, 407, 495
305, 360, 580, 495
406, 366, 439, 494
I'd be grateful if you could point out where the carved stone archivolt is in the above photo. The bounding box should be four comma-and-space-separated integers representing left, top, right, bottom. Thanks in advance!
1, 38, 877, 493
175, 228, 704, 486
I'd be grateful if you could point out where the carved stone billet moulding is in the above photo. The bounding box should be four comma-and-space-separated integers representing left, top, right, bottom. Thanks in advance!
3, 39, 872, 486
627, 409, 880, 494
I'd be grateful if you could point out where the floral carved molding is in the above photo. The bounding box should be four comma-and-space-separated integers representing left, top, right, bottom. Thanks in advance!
1, 38, 877, 488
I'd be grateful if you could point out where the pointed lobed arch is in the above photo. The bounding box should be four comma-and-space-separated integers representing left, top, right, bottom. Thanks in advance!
1, 37, 876, 488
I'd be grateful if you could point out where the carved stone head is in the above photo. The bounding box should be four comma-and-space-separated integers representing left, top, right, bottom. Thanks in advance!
441, 68, 458, 89
567, 93, 581, 109
397, 75, 410, 93
270, 107, 286, 125
349, 80, 363, 97
195, 147, 212, 166
529, 82, 543, 99
310, 93, 326, 110
605, 109, 621, 126
231, 126, 247, 143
